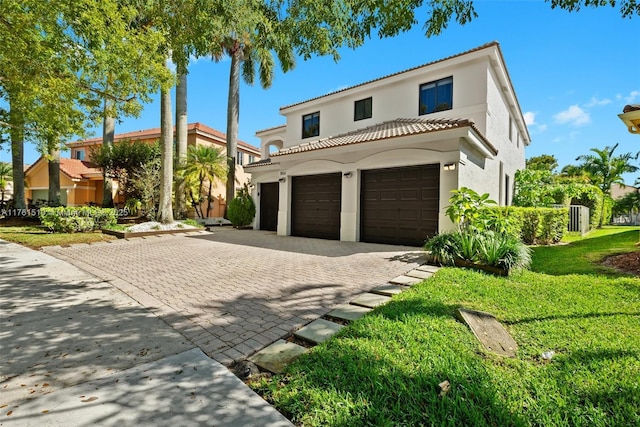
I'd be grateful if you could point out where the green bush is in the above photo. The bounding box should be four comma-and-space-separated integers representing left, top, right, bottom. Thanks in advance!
39, 207, 117, 233
489, 206, 568, 245
424, 229, 531, 271
227, 184, 256, 227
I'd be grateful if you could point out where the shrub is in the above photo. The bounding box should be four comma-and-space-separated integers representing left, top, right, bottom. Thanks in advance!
40, 207, 117, 233
424, 229, 531, 271
490, 206, 568, 245
227, 184, 256, 227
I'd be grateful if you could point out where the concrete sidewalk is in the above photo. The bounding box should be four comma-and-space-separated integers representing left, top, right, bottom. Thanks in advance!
0, 240, 292, 426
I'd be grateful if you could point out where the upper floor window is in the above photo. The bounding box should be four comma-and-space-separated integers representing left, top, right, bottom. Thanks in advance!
248, 155, 255, 164
302, 112, 320, 139
419, 77, 453, 115
75, 150, 85, 161
236, 151, 244, 165
354, 97, 372, 121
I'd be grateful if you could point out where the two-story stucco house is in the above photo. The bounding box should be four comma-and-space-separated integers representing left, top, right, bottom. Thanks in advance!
246, 42, 530, 246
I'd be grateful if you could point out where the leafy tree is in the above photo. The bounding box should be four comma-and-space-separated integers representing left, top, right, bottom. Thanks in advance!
0, 161, 12, 202
526, 154, 558, 173
576, 143, 638, 227
513, 169, 557, 207
179, 145, 227, 219
1, 0, 171, 208
130, 157, 162, 220
547, 0, 640, 17
89, 139, 160, 203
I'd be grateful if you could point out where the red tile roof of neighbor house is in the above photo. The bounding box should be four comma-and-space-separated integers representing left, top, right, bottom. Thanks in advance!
59, 158, 102, 179
265, 118, 497, 158
68, 122, 259, 153
24, 158, 102, 180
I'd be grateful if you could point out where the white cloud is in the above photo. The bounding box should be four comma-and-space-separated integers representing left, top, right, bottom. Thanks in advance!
584, 97, 612, 107
523, 111, 536, 125
554, 105, 591, 127
616, 91, 640, 104
625, 90, 639, 104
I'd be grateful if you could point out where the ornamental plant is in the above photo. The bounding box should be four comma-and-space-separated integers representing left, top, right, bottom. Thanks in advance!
227, 184, 256, 228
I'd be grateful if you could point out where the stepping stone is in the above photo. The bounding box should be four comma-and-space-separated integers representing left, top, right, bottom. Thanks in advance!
457, 308, 518, 357
294, 319, 344, 344
248, 339, 308, 374
327, 304, 371, 322
405, 269, 433, 280
372, 284, 406, 296
389, 275, 421, 286
416, 264, 440, 273
351, 292, 392, 308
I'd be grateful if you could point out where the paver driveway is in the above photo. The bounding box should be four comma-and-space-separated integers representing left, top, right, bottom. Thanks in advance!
44, 229, 423, 365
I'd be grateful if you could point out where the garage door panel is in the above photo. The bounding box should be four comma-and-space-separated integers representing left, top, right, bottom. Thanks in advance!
361, 164, 440, 246
292, 173, 341, 240
399, 189, 419, 201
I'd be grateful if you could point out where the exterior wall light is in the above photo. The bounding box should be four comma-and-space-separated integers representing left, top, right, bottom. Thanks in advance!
619, 104, 640, 135
443, 162, 456, 171
343, 172, 353, 178
278, 177, 286, 183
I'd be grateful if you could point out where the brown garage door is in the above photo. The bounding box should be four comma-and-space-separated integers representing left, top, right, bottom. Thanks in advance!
361, 164, 439, 246
260, 182, 279, 231
292, 173, 341, 240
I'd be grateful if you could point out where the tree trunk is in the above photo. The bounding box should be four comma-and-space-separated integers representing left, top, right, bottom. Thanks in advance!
225, 49, 241, 217
175, 71, 188, 218
206, 179, 213, 218
47, 143, 61, 206
158, 83, 174, 224
9, 108, 26, 210
102, 99, 115, 207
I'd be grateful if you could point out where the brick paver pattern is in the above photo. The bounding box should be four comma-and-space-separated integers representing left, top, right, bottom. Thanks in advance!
44, 229, 423, 365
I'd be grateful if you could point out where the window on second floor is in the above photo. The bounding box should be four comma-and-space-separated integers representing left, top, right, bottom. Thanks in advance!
354, 97, 372, 121
302, 112, 320, 139
419, 77, 453, 115
236, 151, 244, 165
248, 155, 255, 164
75, 149, 85, 161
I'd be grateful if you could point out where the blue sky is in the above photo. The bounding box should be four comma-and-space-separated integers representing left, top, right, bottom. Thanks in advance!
2, 1, 639, 182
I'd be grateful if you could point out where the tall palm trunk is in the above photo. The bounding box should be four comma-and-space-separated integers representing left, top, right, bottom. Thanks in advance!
225, 48, 241, 216
102, 99, 115, 207
9, 105, 26, 210
158, 82, 174, 224
47, 142, 61, 206
175, 71, 188, 218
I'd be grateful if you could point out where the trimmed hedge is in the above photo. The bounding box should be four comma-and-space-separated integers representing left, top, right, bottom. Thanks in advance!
227, 185, 256, 227
489, 206, 568, 245
40, 207, 117, 233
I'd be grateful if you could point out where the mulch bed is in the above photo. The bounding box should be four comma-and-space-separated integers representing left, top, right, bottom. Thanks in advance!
603, 251, 640, 276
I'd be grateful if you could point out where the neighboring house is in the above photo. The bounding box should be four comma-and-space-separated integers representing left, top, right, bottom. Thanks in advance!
247, 42, 530, 246
24, 158, 103, 206
25, 122, 261, 215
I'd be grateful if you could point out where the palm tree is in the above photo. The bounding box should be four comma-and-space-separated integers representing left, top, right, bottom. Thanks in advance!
180, 145, 227, 218
0, 161, 12, 203
175, 71, 188, 218
158, 69, 174, 224
576, 143, 639, 227
217, 4, 295, 213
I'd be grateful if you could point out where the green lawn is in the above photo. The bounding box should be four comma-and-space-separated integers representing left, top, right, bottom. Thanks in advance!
0, 225, 116, 249
252, 227, 640, 426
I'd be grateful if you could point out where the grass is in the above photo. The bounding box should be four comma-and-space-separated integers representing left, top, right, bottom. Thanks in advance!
0, 225, 116, 249
532, 226, 640, 276
252, 227, 640, 426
